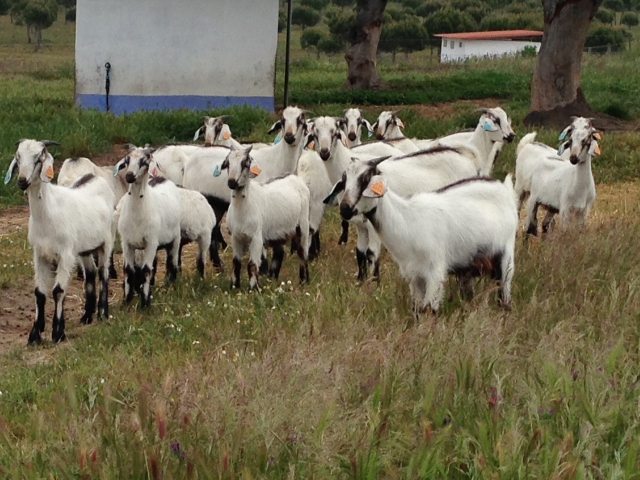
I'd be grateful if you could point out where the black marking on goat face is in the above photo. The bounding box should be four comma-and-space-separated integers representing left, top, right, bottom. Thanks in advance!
341, 167, 376, 219
435, 176, 498, 193
149, 176, 167, 187
71, 173, 96, 189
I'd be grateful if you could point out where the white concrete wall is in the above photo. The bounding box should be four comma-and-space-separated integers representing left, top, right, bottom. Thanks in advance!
75, 0, 279, 113
440, 38, 540, 63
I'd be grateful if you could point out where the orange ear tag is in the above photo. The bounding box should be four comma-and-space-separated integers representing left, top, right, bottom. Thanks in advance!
222, 131, 231, 140
45, 165, 54, 179
593, 132, 601, 140
594, 144, 601, 155
308, 141, 315, 150
250, 164, 261, 176
369, 180, 385, 196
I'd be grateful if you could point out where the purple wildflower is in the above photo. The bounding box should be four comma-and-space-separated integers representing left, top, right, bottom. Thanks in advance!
548, 409, 554, 415
610, 379, 616, 388
171, 441, 186, 459
442, 417, 451, 426
571, 370, 578, 380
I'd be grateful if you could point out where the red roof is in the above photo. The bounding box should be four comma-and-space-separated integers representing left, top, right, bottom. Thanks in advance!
434, 30, 543, 40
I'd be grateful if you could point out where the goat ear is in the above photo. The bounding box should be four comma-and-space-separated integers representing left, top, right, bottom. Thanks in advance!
193, 126, 204, 141
593, 131, 601, 141
588, 140, 601, 156
363, 175, 387, 198
336, 129, 347, 146
481, 118, 498, 132
213, 159, 229, 177
221, 125, 232, 140
39, 151, 55, 183
112, 158, 126, 176
304, 133, 315, 150
558, 126, 571, 141
323, 179, 345, 205
4, 158, 17, 185
362, 119, 373, 132
267, 120, 282, 135
248, 162, 261, 178
557, 141, 570, 156
395, 118, 405, 129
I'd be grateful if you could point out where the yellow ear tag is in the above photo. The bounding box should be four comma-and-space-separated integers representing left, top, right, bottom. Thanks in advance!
45, 165, 54, 179
307, 141, 315, 150
369, 180, 385, 196
593, 132, 601, 140
222, 131, 231, 140
594, 144, 601, 155
250, 164, 261, 176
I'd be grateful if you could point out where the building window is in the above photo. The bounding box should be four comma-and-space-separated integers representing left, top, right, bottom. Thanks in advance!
451, 41, 454, 49
459, 42, 463, 47
443, 40, 447, 48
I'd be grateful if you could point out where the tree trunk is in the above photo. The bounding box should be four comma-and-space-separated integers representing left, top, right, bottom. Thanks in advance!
341, 0, 387, 90
524, 0, 606, 128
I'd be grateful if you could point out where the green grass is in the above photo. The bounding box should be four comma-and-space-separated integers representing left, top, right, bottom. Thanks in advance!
1, 12, 640, 478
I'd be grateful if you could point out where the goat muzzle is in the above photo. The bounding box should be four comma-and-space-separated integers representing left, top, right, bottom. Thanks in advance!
319, 149, 330, 161
340, 203, 355, 220
227, 179, 239, 190
17, 177, 29, 191
570, 155, 579, 165
375, 133, 384, 141
348, 132, 357, 142
505, 133, 515, 143
283, 133, 296, 145
125, 172, 136, 183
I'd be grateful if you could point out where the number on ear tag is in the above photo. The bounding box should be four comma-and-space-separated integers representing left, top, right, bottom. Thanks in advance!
222, 131, 231, 140
213, 165, 221, 177
369, 180, 385, 196
593, 132, 601, 140
45, 165, 54, 179
250, 164, 261, 176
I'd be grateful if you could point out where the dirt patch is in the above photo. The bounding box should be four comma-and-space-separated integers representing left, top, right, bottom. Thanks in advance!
91, 144, 130, 168
0, 205, 29, 235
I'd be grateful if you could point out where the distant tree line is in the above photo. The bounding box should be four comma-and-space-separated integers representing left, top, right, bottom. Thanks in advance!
277, 0, 637, 60
0, 0, 75, 50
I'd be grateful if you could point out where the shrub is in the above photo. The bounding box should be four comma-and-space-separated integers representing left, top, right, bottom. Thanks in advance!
586, 25, 631, 52
621, 11, 639, 26
595, 9, 616, 25
425, 8, 477, 36
603, 101, 631, 120
292, 6, 321, 30
379, 15, 429, 62
520, 45, 537, 58
603, 0, 625, 12
479, 12, 542, 31
331, 0, 355, 7
317, 36, 344, 54
325, 8, 355, 40
278, 10, 286, 33
415, 1, 444, 18
300, 27, 326, 57
300, 0, 329, 11
64, 6, 75, 22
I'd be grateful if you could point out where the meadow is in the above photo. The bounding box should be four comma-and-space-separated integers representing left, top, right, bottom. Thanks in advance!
1, 14, 640, 478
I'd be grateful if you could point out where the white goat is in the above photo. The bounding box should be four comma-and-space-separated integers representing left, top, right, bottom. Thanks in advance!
309, 116, 479, 281
519, 117, 599, 235
193, 115, 270, 150
430, 107, 515, 176
57, 156, 126, 279
328, 157, 517, 318
117, 146, 182, 307
341, 108, 372, 147
371, 110, 420, 154
221, 147, 311, 290
147, 144, 200, 186
5, 140, 114, 345
183, 106, 311, 269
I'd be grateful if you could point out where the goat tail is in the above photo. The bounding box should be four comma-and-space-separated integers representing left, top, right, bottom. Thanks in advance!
517, 132, 537, 155
503, 173, 518, 207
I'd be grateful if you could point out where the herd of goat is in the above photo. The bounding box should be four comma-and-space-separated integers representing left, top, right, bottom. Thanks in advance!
3, 106, 600, 345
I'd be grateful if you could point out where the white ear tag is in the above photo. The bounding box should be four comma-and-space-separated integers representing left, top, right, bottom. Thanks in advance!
557, 146, 564, 156
213, 165, 221, 177
4, 159, 16, 185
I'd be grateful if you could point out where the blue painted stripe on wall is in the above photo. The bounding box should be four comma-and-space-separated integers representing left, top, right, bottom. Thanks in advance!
76, 94, 274, 114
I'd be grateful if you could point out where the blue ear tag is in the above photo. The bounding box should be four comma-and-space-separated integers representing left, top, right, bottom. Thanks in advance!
368, 130, 373, 138
213, 165, 221, 177
558, 130, 567, 141
557, 145, 564, 156
274, 132, 282, 144
4, 168, 13, 185
112, 165, 119, 176
482, 120, 493, 132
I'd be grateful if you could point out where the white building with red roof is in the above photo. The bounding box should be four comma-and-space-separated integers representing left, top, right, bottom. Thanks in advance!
434, 30, 543, 63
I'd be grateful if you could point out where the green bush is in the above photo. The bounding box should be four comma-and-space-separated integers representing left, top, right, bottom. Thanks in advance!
278, 10, 286, 33
300, 0, 329, 11
621, 11, 639, 26
479, 12, 542, 31
317, 36, 344, 54
415, 1, 444, 18
595, 9, 616, 25
425, 8, 477, 36
603, 101, 631, 120
292, 6, 321, 30
379, 15, 429, 62
586, 25, 631, 52
64, 6, 75, 22
603, 0, 625, 12
520, 45, 537, 58
325, 8, 355, 40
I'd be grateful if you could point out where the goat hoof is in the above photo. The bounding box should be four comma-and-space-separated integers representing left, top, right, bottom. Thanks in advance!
27, 327, 42, 346
109, 268, 118, 280
52, 331, 66, 344
80, 313, 93, 325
